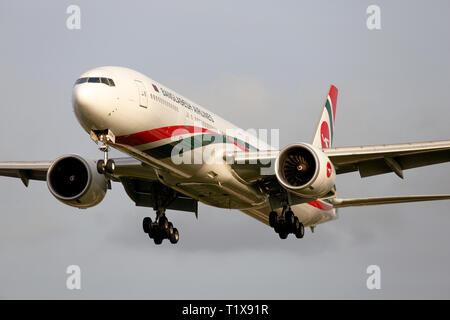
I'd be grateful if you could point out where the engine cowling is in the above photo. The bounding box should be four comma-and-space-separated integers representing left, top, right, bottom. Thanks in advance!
47, 155, 108, 209
275, 143, 335, 197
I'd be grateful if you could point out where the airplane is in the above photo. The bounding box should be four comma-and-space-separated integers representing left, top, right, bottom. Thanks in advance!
1, 66, 450, 245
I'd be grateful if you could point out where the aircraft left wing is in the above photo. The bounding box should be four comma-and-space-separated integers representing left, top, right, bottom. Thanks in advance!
228, 139, 450, 181
324, 139, 450, 178
331, 194, 450, 208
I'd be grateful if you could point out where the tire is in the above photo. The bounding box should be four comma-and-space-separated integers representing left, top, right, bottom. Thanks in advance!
142, 217, 152, 233
293, 217, 300, 234
159, 216, 169, 232
274, 224, 281, 234
279, 232, 288, 239
285, 210, 295, 228
170, 228, 179, 244
295, 222, 305, 239
269, 211, 277, 228
96, 160, 105, 174
148, 224, 156, 239
284, 210, 295, 233
153, 236, 163, 245
167, 222, 174, 238
106, 159, 116, 174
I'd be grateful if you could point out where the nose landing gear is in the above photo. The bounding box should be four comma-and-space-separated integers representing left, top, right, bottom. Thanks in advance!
96, 135, 115, 174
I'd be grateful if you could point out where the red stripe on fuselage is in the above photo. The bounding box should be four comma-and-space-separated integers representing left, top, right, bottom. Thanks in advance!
116, 125, 249, 151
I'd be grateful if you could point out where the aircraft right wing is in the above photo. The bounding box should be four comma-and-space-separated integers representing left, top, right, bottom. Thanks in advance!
0, 157, 158, 187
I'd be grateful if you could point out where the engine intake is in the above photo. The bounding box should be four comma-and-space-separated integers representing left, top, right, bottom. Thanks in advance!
47, 155, 107, 208
275, 143, 335, 197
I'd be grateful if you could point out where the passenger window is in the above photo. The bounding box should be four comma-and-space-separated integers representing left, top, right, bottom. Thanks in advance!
88, 77, 100, 83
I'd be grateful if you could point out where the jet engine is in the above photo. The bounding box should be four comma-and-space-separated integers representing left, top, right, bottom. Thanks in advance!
47, 155, 108, 208
275, 143, 335, 197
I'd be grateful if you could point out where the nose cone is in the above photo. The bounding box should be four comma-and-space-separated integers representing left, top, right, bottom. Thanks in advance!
72, 83, 116, 132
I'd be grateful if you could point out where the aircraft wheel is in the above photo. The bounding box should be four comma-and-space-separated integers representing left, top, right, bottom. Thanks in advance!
295, 221, 305, 239
279, 231, 288, 239
96, 160, 105, 174
159, 216, 169, 233
142, 217, 152, 233
105, 159, 116, 174
170, 228, 179, 244
274, 223, 281, 234
153, 236, 163, 245
269, 211, 277, 227
148, 223, 158, 239
167, 222, 174, 238
285, 210, 295, 229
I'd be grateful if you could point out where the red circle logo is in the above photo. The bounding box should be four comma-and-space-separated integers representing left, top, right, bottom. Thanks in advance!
320, 121, 330, 148
326, 161, 332, 178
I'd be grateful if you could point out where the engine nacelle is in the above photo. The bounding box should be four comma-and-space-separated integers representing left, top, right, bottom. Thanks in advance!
47, 155, 108, 209
275, 143, 336, 197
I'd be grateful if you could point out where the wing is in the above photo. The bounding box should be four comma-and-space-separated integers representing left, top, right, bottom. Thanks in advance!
324, 140, 450, 178
0, 157, 156, 187
331, 194, 450, 208
229, 140, 450, 181
0, 161, 52, 186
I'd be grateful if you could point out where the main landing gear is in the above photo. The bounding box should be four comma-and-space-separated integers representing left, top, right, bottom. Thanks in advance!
142, 210, 179, 245
269, 206, 305, 239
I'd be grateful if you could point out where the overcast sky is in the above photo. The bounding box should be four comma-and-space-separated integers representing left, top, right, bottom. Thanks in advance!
0, 0, 450, 299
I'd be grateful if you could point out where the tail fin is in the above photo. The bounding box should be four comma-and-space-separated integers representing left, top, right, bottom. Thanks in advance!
312, 85, 338, 149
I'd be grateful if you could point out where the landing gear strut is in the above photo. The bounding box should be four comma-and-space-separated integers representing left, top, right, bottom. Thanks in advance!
269, 206, 305, 239
96, 137, 115, 174
142, 183, 180, 245
142, 210, 179, 245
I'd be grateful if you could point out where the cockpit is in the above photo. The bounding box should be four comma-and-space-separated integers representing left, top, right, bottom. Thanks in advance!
74, 77, 115, 86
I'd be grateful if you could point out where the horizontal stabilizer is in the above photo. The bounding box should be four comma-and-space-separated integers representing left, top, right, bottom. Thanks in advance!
330, 194, 450, 208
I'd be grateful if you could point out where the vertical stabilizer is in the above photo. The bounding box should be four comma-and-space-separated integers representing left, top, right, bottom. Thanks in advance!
312, 85, 338, 148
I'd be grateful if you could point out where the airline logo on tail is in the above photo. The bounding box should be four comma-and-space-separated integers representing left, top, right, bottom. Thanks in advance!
313, 85, 338, 149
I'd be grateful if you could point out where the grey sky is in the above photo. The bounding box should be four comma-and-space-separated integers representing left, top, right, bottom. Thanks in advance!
0, 0, 450, 299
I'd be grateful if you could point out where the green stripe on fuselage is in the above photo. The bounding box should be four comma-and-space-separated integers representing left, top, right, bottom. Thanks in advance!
143, 133, 259, 159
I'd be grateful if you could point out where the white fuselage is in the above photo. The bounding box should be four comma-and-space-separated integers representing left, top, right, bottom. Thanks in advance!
72, 66, 337, 227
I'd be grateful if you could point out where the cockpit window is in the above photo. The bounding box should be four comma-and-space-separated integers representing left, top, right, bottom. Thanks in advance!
74, 77, 116, 86
75, 77, 88, 84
